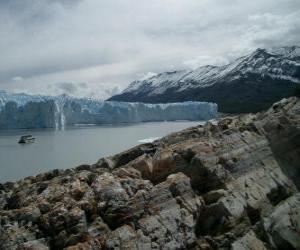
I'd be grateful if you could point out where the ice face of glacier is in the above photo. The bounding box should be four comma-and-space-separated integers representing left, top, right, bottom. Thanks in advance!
0, 100, 56, 130
0, 91, 218, 130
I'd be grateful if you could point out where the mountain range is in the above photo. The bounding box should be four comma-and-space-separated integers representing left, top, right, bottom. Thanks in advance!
109, 46, 300, 113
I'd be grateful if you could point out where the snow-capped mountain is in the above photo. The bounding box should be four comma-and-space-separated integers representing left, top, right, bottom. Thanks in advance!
0, 91, 217, 130
109, 46, 300, 113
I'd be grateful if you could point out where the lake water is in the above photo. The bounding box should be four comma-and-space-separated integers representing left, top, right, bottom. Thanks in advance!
0, 121, 202, 183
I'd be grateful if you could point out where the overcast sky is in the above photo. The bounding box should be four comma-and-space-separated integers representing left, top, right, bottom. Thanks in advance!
1, 0, 299, 99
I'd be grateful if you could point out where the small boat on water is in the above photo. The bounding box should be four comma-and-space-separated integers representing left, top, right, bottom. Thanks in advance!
18, 135, 35, 144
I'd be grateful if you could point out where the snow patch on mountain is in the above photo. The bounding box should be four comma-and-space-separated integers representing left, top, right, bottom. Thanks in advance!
118, 46, 300, 97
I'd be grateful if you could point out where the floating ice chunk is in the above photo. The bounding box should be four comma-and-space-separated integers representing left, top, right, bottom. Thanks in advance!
138, 137, 161, 143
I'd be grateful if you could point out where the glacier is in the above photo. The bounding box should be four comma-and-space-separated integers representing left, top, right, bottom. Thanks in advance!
0, 91, 218, 130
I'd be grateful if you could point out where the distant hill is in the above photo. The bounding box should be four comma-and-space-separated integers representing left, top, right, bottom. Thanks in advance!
109, 46, 300, 113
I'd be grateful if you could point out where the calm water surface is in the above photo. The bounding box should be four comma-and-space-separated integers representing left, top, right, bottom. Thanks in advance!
0, 121, 202, 182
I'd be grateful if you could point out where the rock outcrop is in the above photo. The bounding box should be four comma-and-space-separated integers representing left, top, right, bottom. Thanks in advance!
0, 97, 299, 250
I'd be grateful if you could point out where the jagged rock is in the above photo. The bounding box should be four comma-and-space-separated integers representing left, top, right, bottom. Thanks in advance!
0, 97, 299, 250
203, 189, 227, 204
231, 230, 267, 250
0, 191, 8, 210
263, 193, 300, 249
15, 239, 50, 250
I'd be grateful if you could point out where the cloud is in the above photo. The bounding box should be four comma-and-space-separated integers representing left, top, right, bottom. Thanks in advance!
183, 56, 229, 69
12, 76, 24, 82
48, 82, 121, 100
0, 0, 299, 98
139, 72, 158, 81
245, 11, 300, 48
53, 82, 81, 95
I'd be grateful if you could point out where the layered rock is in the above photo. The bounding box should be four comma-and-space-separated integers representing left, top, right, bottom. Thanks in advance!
0, 97, 299, 249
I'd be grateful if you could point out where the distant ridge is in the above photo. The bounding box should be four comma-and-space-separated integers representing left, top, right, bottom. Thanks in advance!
109, 46, 300, 113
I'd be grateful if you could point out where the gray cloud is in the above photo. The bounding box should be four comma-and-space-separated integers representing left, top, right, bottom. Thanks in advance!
0, 0, 299, 98
48, 82, 121, 100
53, 82, 81, 95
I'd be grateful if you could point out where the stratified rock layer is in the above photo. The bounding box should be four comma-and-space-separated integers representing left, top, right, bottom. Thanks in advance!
0, 97, 299, 250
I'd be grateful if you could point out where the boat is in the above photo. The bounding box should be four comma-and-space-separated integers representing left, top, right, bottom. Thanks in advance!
18, 135, 35, 144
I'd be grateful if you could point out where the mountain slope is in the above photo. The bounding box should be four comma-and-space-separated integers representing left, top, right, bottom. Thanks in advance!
109, 46, 300, 113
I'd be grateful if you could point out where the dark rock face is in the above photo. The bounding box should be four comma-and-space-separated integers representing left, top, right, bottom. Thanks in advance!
0, 97, 299, 249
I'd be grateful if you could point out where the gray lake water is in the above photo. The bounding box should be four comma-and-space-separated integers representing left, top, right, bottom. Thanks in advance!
0, 121, 202, 183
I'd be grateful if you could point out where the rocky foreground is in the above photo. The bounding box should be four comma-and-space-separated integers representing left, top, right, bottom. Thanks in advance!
0, 97, 300, 250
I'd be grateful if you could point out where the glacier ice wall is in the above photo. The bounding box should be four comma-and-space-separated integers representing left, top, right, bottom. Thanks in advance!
0, 91, 218, 130
0, 100, 56, 130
